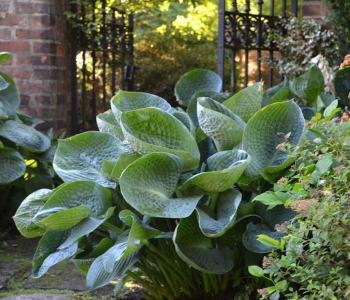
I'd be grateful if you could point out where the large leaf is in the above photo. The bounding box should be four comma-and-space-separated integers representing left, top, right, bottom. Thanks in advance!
110, 152, 142, 181
196, 189, 241, 237
197, 97, 246, 151
15, 110, 44, 125
243, 223, 284, 253
0, 72, 20, 109
173, 214, 234, 274
33, 181, 113, 229
0, 101, 8, 119
175, 69, 222, 106
119, 153, 201, 218
0, 52, 11, 64
223, 82, 263, 122
32, 230, 78, 278
0, 74, 9, 91
53, 132, 123, 188
262, 80, 289, 107
120, 107, 200, 171
0, 120, 50, 152
334, 67, 350, 108
111, 90, 175, 122
0, 147, 26, 184
96, 110, 124, 140
180, 150, 250, 193
13, 189, 52, 238
243, 101, 304, 177
290, 65, 325, 105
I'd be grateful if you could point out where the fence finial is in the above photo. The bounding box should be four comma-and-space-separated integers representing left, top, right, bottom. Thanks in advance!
232, 0, 238, 13
244, 0, 250, 13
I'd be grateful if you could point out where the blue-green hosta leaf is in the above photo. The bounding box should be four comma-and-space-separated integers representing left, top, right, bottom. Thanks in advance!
0, 74, 9, 91
120, 107, 200, 172
197, 97, 245, 151
290, 65, 325, 105
0, 147, 26, 184
179, 150, 250, 193
260, 155, 296, 183
0, 101, 8, 119
0, 72, 20, 109
243, 223, 284, 253
32, 230, 78, 278
15, 110, 44, 125
195, 127, 216, 170
196, 189, 241, 237
111, 90, 175, 122
53, 132, 123, 188
223, 82, 263, 122
243, 101, 304, 177
119, 153, 202, 218
86, 236, 142, 289
33, 181, 113, 231
0, 120, 50, 152
262, 80, 289, 107
59, 207, 115, 249
173, 214, 234, 274
110, 152, 142, 181
334, 67, 350, 108
173, 111, 195, 135
96, 110, 124, 140
0, 52, 11, 64
13, 188, 53, 238
175, 69, 222, 106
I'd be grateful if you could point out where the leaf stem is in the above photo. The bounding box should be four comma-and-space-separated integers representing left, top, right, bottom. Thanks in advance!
209, 192, 219, 212
202, 272, 211, 294
102, 220, 123, 234
125, 270, 161, 299
209, 273, 219, 294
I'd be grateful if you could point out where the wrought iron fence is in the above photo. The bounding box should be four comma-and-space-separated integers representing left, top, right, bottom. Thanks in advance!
70, 0, 134, 134
217, 0, 298, 92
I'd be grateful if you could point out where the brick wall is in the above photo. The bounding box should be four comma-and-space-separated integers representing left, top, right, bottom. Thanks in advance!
0, 0, 70, 133
302, 0, 329, 22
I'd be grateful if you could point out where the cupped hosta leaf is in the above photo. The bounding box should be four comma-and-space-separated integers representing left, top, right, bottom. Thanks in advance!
243, 101, 304, 177
290, 65, 325, 105
197, 97, 245, 151
196, 127, 216, 169
15, 110, 44, 125
32, 230, 78, 278
0, 72, 20, 109
96, 110, 124, 140
175, 69, 222, 106
0, 74, 9, 91
60, 207, 115, 249
0, 120, 50, 152
223, 82, 263, 122
173, 214, 234, 274
0, 52, 11, 64
173, 111, 195, 134
120, 107, 200, 171
261, 155, 296, 183
180, 150, 250, 193
0, 147, 26, 184
13, 188, 52, 238
196, 189, 241, 237
34, 181, 113, 229
111, 90, 175, 122
334, 67, 350, 108
86, 236, 142, 289
119, 153, 202, 218
53, 132, 123, 188
243, 223, 284, 253
110, 152, 142, 181
262, 80, 289, 107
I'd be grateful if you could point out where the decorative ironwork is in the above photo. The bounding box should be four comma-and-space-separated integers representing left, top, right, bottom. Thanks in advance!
218, 0, 298, 92
70, 0, 134, 134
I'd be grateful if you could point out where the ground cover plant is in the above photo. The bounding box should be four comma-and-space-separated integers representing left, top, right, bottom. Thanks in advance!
0, 52, 58, 233
14, 64, 333, 299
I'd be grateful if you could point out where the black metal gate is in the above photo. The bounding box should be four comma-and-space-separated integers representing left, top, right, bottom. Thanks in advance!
70, 0, 134, 134
217, 0, 298, 92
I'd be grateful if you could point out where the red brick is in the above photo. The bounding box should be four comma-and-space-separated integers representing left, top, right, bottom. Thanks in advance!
35, 95, 52, 105
56, 44, 67, 56
1, 67, 32, 79
0, 28, 11, 40
0, 42, 30, 53
32, 29, 53, 40
16, 29, 31, 39
20, 94, 30, 106
16, 3, 49, 14
302, 4, 321, 17
32, 15, 56, 27
0, 15, 28, 26
34, 42, 56, 54
33, 68, 52, 80
18, 81, 52, 93
0, 3, 10, 13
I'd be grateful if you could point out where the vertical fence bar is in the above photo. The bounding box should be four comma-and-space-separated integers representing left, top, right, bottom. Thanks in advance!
81, 3, 86, 132
92, 0, 97, 126
217, 0, 225, 89
102, 0, 107, 106
127, 13, 134, 91
256, 0, 263, 82
291, 0, 298, 17
268, 0, 274, 87
282, 0, 286, 17
111, 8, 117, 96
244, 0, 250, 87
70, 1, 78, 135
120, 14, 126, 91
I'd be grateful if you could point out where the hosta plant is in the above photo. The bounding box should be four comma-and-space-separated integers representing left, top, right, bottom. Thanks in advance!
0, 52, 57, 230
14, 69, 306, 300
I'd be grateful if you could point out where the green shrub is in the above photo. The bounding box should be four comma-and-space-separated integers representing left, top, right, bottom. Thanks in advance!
15, 66, 336, 299
0, 52, 58, 232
